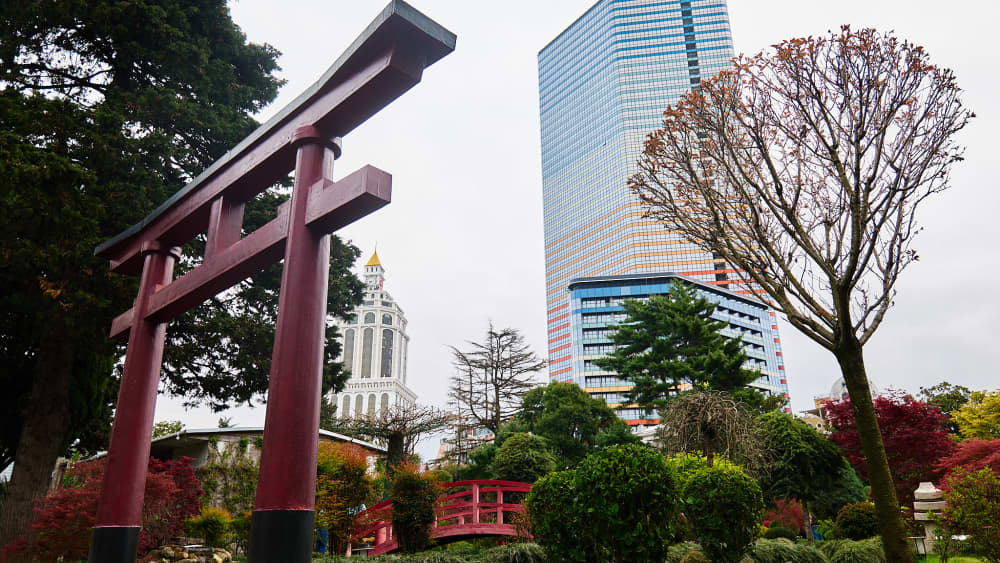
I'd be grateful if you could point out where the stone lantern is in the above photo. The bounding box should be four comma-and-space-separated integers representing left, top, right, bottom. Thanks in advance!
914, 481, 947, 553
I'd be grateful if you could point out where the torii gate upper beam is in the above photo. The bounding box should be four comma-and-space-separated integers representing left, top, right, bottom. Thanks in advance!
95, 0, 454, 275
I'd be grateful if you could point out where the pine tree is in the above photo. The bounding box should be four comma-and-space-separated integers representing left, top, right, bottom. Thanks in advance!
594, 280, 759, 412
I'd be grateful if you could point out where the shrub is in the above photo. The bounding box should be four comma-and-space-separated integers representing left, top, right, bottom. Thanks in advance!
490, 433, 557, 483
763, 525, 798, 540
229, 510, 252, 555
827, 537, 886, 563
392, 463, 442, 554
682, 463, 764, 563
815, 518, 837, 539
679, 550, 711, 563
815, 539, 851, 558
315, 442, 375, 555
185, 506, 232, 547
3, 457, 202, 560
941, 467, 1000, 562
763, 498, 805, 534
478, 542, 546, 563
750, 538, 827, 563
665, 543, 704, 563
526, 445, 679, 562
525, 471, 582, 561
833, 502, 878, 540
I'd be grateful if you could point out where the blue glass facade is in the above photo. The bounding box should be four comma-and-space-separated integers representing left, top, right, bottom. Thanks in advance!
539, 0, 790, 417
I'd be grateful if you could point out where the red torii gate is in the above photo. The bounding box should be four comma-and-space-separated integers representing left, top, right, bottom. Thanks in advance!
87, 3, 454, 562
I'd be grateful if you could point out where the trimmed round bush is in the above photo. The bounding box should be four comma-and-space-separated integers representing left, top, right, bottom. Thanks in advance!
763, 525, 797, 540
527, 445, 678, 562
834, 502, 879, 540
682, 463, 764, 563
490, 433, 557, 483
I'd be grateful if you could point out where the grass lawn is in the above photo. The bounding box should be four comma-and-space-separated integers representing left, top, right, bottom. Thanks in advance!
921, 556, 986, 562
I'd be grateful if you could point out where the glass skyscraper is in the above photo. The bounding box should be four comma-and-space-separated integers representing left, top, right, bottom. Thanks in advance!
539, 0, 790, 420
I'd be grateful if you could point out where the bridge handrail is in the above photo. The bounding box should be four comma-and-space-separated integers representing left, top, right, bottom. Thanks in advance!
349, 479, 533, 553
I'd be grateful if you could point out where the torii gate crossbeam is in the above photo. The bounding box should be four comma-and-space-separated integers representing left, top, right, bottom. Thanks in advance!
87, 3, 454, 562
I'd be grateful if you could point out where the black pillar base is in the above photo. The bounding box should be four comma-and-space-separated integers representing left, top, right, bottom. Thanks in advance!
88, 526, 140, 563
249, 509, 314, 562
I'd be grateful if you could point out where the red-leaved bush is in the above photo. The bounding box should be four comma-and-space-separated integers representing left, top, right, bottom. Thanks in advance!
763, 498, 805, 533
824, 390, 954, 508
0, 457, 202, 561
935, 439, 1000, 486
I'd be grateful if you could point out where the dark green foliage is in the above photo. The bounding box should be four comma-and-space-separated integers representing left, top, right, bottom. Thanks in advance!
750, 539, 828, 563
920, 382, 972, 434
834, 502, 879, 541
514, 382, 626, 468
593, 280, 760, 413
809, 461, 867, 519
524, 471, 580, 561
682, 463, 764, 563
763, 525, 798, 540
489, 433, 556, 483
526, 445, 678, 562
757, 411, 843, 508
594, 419, 642, 448
391, 466, 442, 554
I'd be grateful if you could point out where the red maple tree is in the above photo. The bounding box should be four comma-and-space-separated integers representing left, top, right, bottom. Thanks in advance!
825, 390, 954, 507
0, 457, 202, 561
935, 439, 1000, 485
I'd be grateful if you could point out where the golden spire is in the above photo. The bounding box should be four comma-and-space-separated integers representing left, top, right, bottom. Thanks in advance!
365, 249, 381, 267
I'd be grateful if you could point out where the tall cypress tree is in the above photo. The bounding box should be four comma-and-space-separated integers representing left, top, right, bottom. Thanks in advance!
0, 0, 362, 544
594, 280, 760, 413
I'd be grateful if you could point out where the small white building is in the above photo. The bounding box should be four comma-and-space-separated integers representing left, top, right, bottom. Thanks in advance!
331, 251, 417, 417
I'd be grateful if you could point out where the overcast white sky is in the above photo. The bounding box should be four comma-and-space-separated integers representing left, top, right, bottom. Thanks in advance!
156, 0, 1000, 458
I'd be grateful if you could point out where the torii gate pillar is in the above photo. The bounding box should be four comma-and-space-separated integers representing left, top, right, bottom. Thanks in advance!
87, 3, 454, 562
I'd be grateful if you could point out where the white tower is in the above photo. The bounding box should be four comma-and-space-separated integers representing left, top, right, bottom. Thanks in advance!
332, 250, 416, 418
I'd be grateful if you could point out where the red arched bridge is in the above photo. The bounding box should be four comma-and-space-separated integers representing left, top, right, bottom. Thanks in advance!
350, 480, 532, 555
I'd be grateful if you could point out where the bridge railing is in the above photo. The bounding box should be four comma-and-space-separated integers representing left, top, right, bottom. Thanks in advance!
349, 479, 532, 555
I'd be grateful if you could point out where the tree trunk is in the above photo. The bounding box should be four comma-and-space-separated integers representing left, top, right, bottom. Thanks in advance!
386, 432, 405, 478
0, 328, 74, 548
803, 500, 814, 543
834, 338, 913, 563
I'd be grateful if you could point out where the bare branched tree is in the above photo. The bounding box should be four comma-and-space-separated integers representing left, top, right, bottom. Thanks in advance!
655, 390, 767, 475
629, 27, 972, 562
331, 403, 452, 471
448, 324, 546, 435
